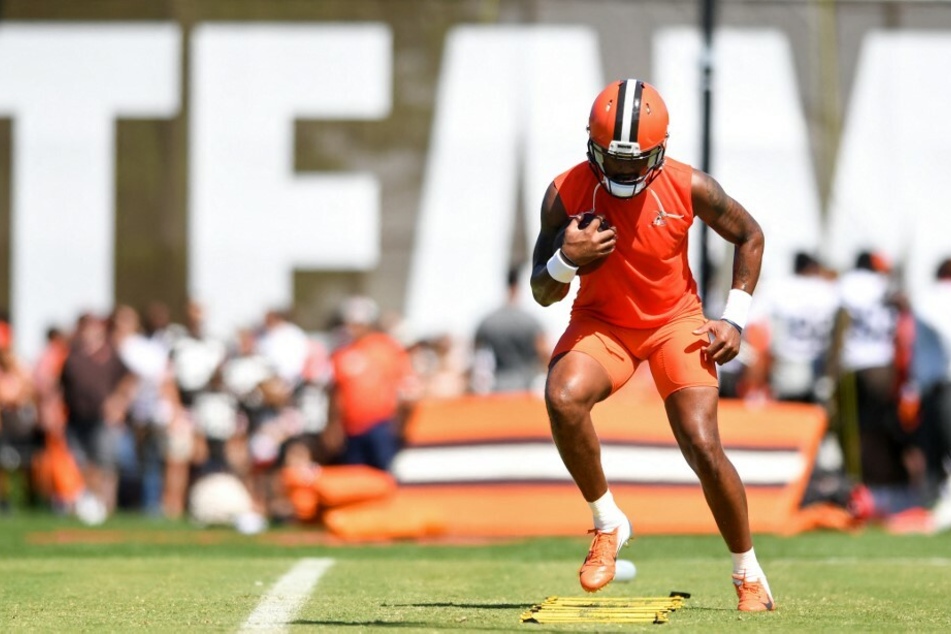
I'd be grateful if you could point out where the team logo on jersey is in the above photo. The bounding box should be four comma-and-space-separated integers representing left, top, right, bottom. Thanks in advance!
647, 189, 683, 227
652, 209, 685, 226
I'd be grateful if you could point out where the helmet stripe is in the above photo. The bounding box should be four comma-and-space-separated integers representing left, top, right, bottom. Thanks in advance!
612, 80, 627, 141
617, 79, 641, 145
628, 80, 643, 143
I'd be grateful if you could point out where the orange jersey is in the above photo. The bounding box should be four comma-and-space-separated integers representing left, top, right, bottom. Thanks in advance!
553, 158, 701, 328
331, 332, 414, 436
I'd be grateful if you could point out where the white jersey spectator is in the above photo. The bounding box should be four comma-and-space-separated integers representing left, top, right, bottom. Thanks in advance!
169, 301, 227, 405
256, 310, 310, 387
831, 251, 919, 515
748, 253, 839, 401
838, 257, 898, 373
113, 305, 173, 428
221, 328, 274, 409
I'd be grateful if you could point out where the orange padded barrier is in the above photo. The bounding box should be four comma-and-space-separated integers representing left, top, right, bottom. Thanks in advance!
313, 465, 397, 508
386, 392, 826, 537
322, 494, 448, 542
281, 463, 397, 522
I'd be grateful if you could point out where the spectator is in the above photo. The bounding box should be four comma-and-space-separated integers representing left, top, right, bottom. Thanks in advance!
165, 299, 230, 505
291, 336, 334, 464
169, 300, 227, 408
472, 264, 549, 393
32, 327, 70, 434
829, 251, 922, 515
411, 334, 469, 399
257, 309, 310, 389
744, 252, 839, 403
0, 321, 38, 512
29, 327, 83, 512
221, 322, 304, 513
190, 364, 244, 476
246, 310, 312, 478
111, 304, 180, 515
324, 296, 419, 471
60, 313, 136, 517
221, 327, 276, 432
912, 258, 951, 502
143, 300, 181, 351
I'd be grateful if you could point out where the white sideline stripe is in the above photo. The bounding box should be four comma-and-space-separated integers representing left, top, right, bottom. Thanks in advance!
393, 444, 806, 486
239, 557, 334, 633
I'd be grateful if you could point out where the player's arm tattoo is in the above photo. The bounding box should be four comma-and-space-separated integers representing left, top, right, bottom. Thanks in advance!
692, 169, 764, 294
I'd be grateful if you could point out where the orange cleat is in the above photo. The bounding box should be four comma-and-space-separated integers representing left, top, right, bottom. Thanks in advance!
578, 522, 632, 593
733, 574, 776, 612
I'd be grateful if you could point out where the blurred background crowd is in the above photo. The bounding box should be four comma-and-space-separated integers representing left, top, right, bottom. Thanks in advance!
724, 250, 951, 530
1, 251, 950, 533
0, 264, 542, 529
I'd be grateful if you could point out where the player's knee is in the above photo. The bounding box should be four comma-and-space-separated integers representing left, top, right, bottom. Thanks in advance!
682, 436, 725, 474
544, 378, 592, 421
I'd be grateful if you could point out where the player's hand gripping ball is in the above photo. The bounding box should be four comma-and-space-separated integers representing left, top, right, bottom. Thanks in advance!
553, 211, 614, 275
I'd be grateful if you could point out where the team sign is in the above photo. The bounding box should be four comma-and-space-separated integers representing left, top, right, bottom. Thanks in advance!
1, 24, 948, 359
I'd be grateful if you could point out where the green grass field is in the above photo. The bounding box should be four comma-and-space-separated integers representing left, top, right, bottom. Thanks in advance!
1, 512, 950, 632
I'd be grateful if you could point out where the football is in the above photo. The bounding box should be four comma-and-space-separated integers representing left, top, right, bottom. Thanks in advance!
577, 211, 611, 231
553, 211, 612, 275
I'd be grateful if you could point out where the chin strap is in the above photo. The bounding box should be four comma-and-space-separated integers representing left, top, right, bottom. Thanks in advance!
590, 182, 602, 211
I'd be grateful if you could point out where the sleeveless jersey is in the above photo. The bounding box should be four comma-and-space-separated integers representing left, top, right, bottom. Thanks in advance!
553, 158, 701, 328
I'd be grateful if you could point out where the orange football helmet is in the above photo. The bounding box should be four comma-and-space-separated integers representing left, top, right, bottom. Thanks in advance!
587, 79, 669, 198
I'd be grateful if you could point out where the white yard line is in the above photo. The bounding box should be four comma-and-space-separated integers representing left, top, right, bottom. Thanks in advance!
662, 557, 951, 567
239, 557, 335, 633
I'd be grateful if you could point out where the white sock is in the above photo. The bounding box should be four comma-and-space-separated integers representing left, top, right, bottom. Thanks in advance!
588, 490, 627, 531
731, 547, 765, 582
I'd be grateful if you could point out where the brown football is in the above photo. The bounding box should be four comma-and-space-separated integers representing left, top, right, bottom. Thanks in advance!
553, 212, 612, 275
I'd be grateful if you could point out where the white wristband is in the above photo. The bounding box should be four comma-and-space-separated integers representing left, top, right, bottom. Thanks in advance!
720, 288, 753, 330
546, 249, 579, 284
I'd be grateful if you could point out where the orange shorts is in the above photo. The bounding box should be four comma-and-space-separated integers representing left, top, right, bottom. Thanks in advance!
551, 307, 718, 400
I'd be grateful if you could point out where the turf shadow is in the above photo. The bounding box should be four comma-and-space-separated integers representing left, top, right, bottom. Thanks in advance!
291, 620, 507, 630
